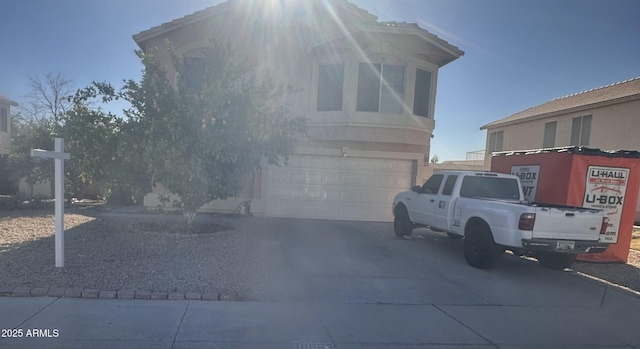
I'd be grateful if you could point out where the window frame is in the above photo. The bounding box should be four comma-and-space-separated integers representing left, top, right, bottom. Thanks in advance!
488, 130, 504, 153
182, 56, 206, 90
459, 176, 521, 200
570, 115, 592, 146
0, 108, 7, 132
316, 63, 345, 112
543, 121, 557, 148
413, 68, 432, 118
356, 62, 406, 114
421, 174, 444, 194
442, 175, 458, 196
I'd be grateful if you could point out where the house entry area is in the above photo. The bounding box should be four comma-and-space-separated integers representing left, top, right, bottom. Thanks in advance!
265, 154, 414, 221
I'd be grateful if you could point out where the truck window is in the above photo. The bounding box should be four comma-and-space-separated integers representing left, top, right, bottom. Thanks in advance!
442, 175, 458, 196
421, 174, 444, 194
460, 176, 521, 200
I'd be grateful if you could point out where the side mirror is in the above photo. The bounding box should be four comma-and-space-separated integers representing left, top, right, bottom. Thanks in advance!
411, 185, 422, 193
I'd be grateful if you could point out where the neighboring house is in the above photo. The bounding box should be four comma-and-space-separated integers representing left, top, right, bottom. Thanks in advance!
134, 0, 463, 221
480, 77, 640, 222
0, 95, 17, 155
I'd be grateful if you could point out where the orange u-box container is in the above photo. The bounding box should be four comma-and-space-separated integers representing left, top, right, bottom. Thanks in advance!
491, 147, 640, 262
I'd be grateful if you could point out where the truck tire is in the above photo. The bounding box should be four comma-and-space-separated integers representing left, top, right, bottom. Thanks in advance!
464, 225, 500, 269
394, 205, 413, 237
537, 252, 577, 270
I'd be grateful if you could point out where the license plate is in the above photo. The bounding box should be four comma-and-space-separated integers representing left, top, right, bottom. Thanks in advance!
556, 241, 575, 250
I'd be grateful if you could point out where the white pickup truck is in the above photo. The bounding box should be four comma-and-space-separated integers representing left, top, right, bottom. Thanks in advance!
392, 171, 610, 269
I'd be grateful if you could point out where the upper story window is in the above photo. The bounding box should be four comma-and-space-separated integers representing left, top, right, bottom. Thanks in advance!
543, 121, 557, 148
488, 130, 504, 153
356, 63, 405, 114
413, 68, 432, 118
0, 108, 7, 132
183, 56, 205, 90
570, 115, 591, 146
317, 63, 344, 111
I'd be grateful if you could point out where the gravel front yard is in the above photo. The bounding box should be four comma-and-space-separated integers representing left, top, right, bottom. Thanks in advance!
1, 208, 640, 298
0, 208, 279, 300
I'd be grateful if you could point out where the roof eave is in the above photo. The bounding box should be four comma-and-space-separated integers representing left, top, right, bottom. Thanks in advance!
367, 26, 464, 65
480, 93, 640, 130
132, 0, 380, 49
0, 96, 18, 107
311, 26, 464, 66
414, 31, 464, 66
133, 2, 232, 47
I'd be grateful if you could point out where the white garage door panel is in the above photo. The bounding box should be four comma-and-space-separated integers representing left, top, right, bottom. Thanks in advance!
270, 170, 408, 189
266, 155, 413, 221
269, 184, 398, 203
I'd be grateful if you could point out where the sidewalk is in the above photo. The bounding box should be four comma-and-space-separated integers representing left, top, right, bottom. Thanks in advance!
2, 293, 640, 349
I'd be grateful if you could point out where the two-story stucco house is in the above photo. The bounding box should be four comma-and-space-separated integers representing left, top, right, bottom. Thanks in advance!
481, 77, 640, 222
135, 0, 463, 221
0, 96, 18, 155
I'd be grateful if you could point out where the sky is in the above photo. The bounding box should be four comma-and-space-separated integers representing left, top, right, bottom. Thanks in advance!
1, 0, 638, 161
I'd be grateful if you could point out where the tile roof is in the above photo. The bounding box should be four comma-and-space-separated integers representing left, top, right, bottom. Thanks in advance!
311, 20, 464, 65
132, 0, 464, 67
133, 0, 377, 44
481, 76, 640, 130
133, 1, 232, 43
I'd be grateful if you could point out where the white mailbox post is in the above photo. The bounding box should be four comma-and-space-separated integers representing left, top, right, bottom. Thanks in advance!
31, 138, 70, 268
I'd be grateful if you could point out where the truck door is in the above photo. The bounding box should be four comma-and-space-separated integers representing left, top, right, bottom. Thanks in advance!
434, 174, 458, 230
411, 174, 444, 225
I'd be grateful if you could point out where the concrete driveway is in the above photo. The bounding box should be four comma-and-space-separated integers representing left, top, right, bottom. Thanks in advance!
2, 217, 640, 348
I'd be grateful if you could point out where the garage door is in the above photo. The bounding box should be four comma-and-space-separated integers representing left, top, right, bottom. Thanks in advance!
265, 154, 413, 221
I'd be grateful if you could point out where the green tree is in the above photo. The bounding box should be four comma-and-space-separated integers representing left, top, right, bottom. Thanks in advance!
121, 44, 306, 225
9, 73, 133, 201
66, 83, 150, 203
55, 91, 121, 199
8, 113, 55, 197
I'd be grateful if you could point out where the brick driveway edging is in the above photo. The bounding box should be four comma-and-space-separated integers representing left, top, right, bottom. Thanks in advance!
0, 286, 238, 301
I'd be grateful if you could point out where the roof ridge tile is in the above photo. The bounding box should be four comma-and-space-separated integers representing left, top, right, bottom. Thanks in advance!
552, 76, 640, 101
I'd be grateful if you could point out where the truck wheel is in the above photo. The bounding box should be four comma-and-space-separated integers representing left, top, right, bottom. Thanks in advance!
394, 205, 413, 237
537, 252, 577, 270
447, 232, 463, 240
464, 225, 500, 269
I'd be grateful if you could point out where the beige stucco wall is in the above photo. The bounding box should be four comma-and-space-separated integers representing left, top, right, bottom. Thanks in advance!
484, 98, 640, 222
484, 99, 640, 158
138, 6, 445, 159
18, 178, 52, 198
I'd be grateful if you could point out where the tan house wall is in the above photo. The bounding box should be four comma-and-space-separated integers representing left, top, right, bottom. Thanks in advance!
141, 20, 439, 155
18, 178, 52, 198
484, 99, 640, 159
484, 98, 640, 222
